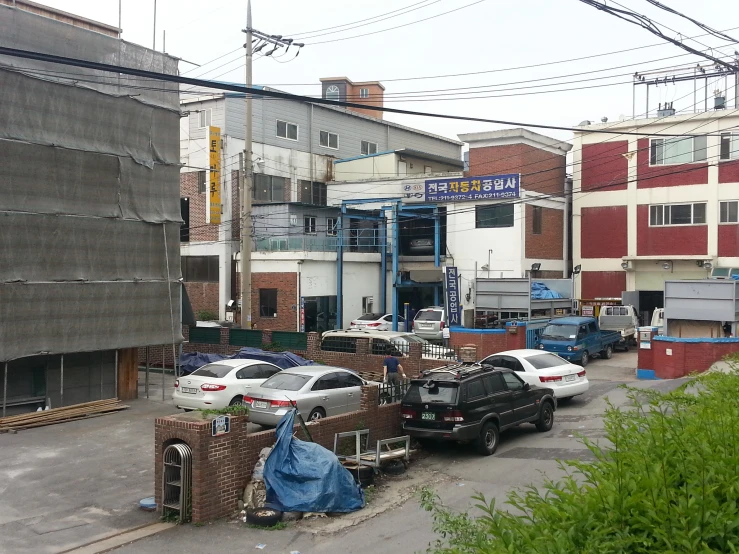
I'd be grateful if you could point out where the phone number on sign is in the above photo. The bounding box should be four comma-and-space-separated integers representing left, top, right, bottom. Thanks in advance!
428, 192, 519, 201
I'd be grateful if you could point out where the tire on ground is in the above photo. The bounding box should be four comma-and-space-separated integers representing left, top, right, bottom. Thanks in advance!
246, 507, 283, 527
476, 421, 499, 456
535, 401, 555, 432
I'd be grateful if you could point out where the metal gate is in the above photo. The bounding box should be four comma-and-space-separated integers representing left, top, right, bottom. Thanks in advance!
162, 443, 192, 522
525, 319, 550, 349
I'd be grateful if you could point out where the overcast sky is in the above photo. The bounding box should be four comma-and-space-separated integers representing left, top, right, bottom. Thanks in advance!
38, 0, 739, 144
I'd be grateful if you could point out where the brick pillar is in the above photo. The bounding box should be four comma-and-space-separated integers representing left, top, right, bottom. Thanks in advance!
261, 329, 273, 346
306, 332, 320, 357
356, 338, 370, 356
408, 342, 423, 376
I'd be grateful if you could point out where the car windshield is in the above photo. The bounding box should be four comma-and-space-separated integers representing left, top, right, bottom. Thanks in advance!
357, 313, 383, 321
260, 373, 312, 391
541, 324, 578, 339
525, 353, 570, 369
415, 310, 442, 321
397, 334, 428, 344
406, 381, 458, 404
191, 364, 235, 378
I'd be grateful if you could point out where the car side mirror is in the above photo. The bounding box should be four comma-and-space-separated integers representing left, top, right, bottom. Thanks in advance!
523, 382, 530, 391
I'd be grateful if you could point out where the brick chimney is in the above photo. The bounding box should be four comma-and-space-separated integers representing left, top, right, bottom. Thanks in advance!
319, 77, 384, 119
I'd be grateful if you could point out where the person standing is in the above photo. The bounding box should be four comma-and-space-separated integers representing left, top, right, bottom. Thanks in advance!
383, 354, 406, 402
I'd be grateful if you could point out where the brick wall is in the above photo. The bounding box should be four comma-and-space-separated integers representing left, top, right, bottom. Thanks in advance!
645, 337, 739, 379
636, 205, 707, 255
719, 159, 739, 184
449, 328, 526, 359
636, 138, 708, 189
581, 141, 628, 191
718, 224, 739, 257
252, 272, 298, 331
181, 171, 218, 242
581, 271, 626, 299
154, 385, 401, 522
185, 282, 220, 318
580, 206, 628, 258
525, 205, 563, 260
467, 143, 566, 196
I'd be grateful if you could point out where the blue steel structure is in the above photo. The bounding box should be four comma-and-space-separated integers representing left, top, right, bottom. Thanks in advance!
335, 199, 442, 332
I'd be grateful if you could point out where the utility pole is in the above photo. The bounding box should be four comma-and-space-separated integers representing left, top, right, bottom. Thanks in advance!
240, 3, 303, 329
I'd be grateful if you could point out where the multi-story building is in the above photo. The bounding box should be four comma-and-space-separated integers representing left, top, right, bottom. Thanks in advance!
572, 109, 739, 324
0, 2, 181, 411
179, 79, 463, 329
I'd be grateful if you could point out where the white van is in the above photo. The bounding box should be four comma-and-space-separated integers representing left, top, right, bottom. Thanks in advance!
651, 308, 664, 334
598, 305, 638, 348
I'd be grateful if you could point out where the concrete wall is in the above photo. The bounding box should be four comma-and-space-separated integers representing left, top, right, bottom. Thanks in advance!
637, 333, 739, 379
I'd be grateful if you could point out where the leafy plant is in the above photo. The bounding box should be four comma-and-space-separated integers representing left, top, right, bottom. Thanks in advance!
421, 366, 739, 554
247, 521, 288, 531
198, 404, 249, 417
261, 342, 284, 352
197, 310, 219, 321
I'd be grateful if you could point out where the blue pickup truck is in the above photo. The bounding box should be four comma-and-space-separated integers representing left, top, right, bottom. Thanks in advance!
537, 316, 622, 367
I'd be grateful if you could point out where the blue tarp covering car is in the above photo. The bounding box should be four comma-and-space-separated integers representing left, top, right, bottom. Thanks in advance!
179, 348, 312, 375
531, 282, 563, 299
263, 409, 364, 513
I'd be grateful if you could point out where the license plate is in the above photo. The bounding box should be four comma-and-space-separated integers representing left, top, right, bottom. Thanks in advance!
253, 400, 269, 409
421, 412, 435, 420
181, 387, 197, 394
565, 375, 576, 382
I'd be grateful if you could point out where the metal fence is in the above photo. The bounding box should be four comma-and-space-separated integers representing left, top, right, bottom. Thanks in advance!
378, 378, 411, 405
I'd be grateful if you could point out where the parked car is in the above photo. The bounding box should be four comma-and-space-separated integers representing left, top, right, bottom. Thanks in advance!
408, 238, 434, 254
401, 363, 556, 455
537, 316, 622, 366
480, 349, 589, 399
349, 313, 404, 331
172, 359, 283, 411
243, 366, 371, 426
320, 329, 457, 360
412, 306, 447, 341
598, 305, 638, 348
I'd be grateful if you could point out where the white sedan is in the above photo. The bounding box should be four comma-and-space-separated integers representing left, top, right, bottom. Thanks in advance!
480, 349, 589, 399
350, 313, 405, 331
172, 359, 283, 411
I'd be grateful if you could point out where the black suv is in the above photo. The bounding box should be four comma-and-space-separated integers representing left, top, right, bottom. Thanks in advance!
400, 363, 556, 456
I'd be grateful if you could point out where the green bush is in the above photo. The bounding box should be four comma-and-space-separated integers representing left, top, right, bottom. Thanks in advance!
421, 368, 739, 554
196, 310, 219, 321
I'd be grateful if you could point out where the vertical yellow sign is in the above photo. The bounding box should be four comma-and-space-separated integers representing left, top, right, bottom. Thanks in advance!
209, 126, 222, 224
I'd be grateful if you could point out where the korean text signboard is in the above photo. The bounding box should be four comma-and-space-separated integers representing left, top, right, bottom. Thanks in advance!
444, 266, 461, 326
209, 126, 222, 224
425, 173, 520, 203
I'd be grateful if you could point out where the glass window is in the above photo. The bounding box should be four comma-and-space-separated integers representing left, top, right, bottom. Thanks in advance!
326, 217, 338, 236
197, 109, 211, 129
650, 203, 707, 226
197, 170, 207, 194
256, 364, 281, 379
414, 309, 442, 321
325, 85, 340, 101
482, 373, 506, 394
180, 197, 190, 243
670, 204, 692, 225
254, 174, 285, 203
541, 324, 578, 340
405, 382, 458, 404
578, 325, 588, 339
720, 201, 739, 223
693, 203, 706, 224
261, 373, 311, 391
502, 372, 524, 391
299, 180, 327, 206
649, 205, 663, 226
532, 205, 542, 235
525, 353, 570, 369
359, 88, 369, 99
319, 131, 339, 149
338, 372, 364, 388
192, 364, 234, 378
361, 140, 378, 155
259, 289, 277, 317
304, 216, 316, 234
587, 322, 598, 334
720, 133, 739, 160
181, 256, 219, 282
476, 204, 514, 228
466, 379, 485, 400
276, 120, 298, 140
313, 373, 341, 391
235, 366, 260, 379
650, 136, 706, 165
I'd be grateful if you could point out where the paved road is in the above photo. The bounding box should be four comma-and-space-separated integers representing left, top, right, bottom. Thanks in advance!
114, 375, 677, 554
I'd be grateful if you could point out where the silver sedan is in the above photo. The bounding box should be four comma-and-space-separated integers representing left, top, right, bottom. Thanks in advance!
243, 366, 370, 426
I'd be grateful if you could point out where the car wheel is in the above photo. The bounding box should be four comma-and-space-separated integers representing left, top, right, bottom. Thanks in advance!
308, 407, 326, 421
602, 345, 613, 359
229, 396, 244, 406
476, 422, 499, 456
580, 351, 589, 367
344, 464, 375, 487
535, 401, 555, 432
246, 507, 283, 527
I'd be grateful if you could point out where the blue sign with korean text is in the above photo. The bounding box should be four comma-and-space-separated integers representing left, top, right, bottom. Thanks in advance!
445, 266, 461, 327
425, 174, 520, 202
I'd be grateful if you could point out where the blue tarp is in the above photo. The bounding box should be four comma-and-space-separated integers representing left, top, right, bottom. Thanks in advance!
179, 348, 312, 376
531, 282, 563, 299
264, 409, 365, 513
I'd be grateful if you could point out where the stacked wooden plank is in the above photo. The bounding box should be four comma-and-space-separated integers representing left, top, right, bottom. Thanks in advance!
0, 399, 128, 432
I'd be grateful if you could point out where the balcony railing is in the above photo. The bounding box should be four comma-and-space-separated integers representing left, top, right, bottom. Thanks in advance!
254, 236, 381, 253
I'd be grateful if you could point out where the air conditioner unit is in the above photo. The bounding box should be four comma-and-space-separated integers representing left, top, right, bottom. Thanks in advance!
290, 215, 298, 226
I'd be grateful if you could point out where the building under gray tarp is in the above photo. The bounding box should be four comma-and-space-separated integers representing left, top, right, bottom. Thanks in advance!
0, 5, 182, 409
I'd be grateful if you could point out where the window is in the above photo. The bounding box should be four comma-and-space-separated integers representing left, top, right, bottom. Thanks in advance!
720, 133, 739, 160
649, 136, 707, 165
197, 170, 207, 194
649, 203, 707, 226
532, 205, 542, 235
180, 197, 190, 243
578, 325, 588, 339
359, 87, 369, 99
476, 204, 514, 228
197, 109, 211, 129
361, 140, 378, 155
465, 379, 486, 401
327, 217, 338, 236
501, 372, 524, 391
587, 322, 598, 334
181, 256, 219, 282
482, 374, 505, 394
319, 130, 339, 149
338, 372, 364, 388
276, 119, 298, 141
192, 364, 235, 378
313, 373, 341, 391
362, 297, 374, 313
235, 366, 260, 380
304, 216, 317, 234
259, 289, 277, 317
300, 180, 327, 205
720, 201, 739, 224
257, 364, 281, 379
326, 85, 340, 100
254, 174, 285, 202
525, 353, 570, 370
406, 382, 459, 404
261, 373, 311, 391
